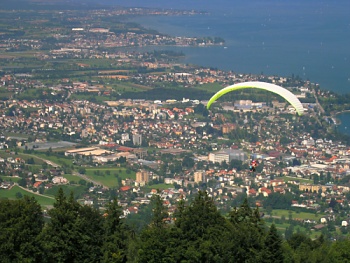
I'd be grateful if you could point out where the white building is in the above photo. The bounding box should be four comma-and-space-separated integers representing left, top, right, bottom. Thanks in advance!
133, 134, 142, 146
209, 149, 247, 164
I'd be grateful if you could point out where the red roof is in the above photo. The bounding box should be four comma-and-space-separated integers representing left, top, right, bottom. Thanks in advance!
120, 186, 131, 191
249, 188, 257, 195
260, 187, 272, 194
117, 146, 134, 152
103, 143, 119, 148
33, 181, 42, 188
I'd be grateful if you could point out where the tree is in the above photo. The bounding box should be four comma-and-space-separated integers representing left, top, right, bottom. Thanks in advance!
39, 188, 104, 262
78, 167, 86, 174
285, 224, 294, 240
102, 198, 129, 263
15, 192, 23, 200
18, 178, 27, 187
175, 191, 232, 262
136, 194, 170, 262
182, 155, 194, 169
229, 198, 265, 262
262, 224, 284, 263
0, 196, 44, 262
325, 239, 350, 263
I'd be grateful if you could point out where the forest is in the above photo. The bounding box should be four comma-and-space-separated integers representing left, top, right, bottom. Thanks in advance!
1, 189, 350, 263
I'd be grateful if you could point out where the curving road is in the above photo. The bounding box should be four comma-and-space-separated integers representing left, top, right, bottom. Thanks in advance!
21, 153, 109, 189
72, 171, 109, 189
16, 185, 55, 200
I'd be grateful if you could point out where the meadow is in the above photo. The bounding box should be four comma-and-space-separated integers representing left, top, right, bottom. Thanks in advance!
44, 185, 87, 199
268, 209, 324, 221
63, 174, 85, 184
84, 167, 136, 188
0, 185, 55, 206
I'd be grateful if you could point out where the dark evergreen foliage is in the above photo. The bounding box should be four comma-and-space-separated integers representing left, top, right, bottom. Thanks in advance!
262, 224, 284, 263
1, 189, 350, 262
0, 196, 43, 262
102, 198, 129, 263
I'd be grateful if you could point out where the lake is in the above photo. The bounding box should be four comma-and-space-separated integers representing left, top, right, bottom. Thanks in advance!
104, 0, 350, 134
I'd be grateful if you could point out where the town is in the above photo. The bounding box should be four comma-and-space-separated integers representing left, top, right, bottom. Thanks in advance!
1, 3, 350, 241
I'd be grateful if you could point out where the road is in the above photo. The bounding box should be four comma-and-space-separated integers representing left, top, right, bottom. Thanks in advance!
17, 185, 55, 200
72, 171, 109, 189
20, 153, 61, 168
313, 90, 325, 114
21, 153, 109, 189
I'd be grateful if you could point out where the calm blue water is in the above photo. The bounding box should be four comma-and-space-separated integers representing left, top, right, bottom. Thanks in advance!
109, 0, 350, 94
102, 0, 350, 134
337, 112, 350, 135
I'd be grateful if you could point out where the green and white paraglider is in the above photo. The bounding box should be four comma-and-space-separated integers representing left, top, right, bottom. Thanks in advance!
206, 81, 304, 116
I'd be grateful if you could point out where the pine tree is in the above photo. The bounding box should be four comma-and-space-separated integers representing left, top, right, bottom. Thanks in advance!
174, 191, 231, 262
135, 194, 170, 263
40, 188, 104, 262
102, 198, 129, 263
229, 198, 265, 262
262, 224, 284, 263
0, 196, 44, 262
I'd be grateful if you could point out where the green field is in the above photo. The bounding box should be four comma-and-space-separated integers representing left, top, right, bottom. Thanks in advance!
281, 175, 313, 184
63, 174, 85, 183
0, 176, 21, 183
0, 152, 56, 166
0, 151, 45, 165
265, 221, 320, 239
69, 94, 112, 103
0, 185, 55, 206
44, 185, 87, 199
112, 82, 151, 92
3, 132, 29, 139
84, 167, 135, 188
33, 153, 73, 167
193, 83, 224, 93
268, 209, 324, 221
143, 183, 174, 192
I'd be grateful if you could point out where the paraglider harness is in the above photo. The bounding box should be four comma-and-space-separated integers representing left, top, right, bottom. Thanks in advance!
249, 160, 258, 172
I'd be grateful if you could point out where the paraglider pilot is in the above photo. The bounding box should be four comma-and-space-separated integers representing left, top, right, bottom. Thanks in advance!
249, 160, 258, 172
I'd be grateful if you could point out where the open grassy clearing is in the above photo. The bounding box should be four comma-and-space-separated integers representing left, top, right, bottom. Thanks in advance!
0, 151, 46, 165
84, 167, 136, 188
2, 51, 41, 58
281, 175, 313, 184
143, 183, 174, 192
0, 185, 55, 206
0, 88, 14, 98
14, 88, 44, 100
31, 152, 73, 167
265, 221, 291, 230
267, 209, 324, 221
74, 58, 116, 67
128, 83, 153, 90
63, 174, 85, 183
85, 174, 120, 188
193, 83, 224, 93
265, 221, 321, 239
97, 69, 132, 74
69, 93, 112, 103
3, 132, 29, 138
0, 176, 21, 183
44, 185, 87, 199
112, 82, 150, 92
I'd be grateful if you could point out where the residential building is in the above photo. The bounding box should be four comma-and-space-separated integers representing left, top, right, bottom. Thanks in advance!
194, 170, 205, 183
136, 169, 149, 183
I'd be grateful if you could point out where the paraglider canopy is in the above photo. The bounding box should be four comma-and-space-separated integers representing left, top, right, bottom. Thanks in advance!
206, 81, 304, 116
